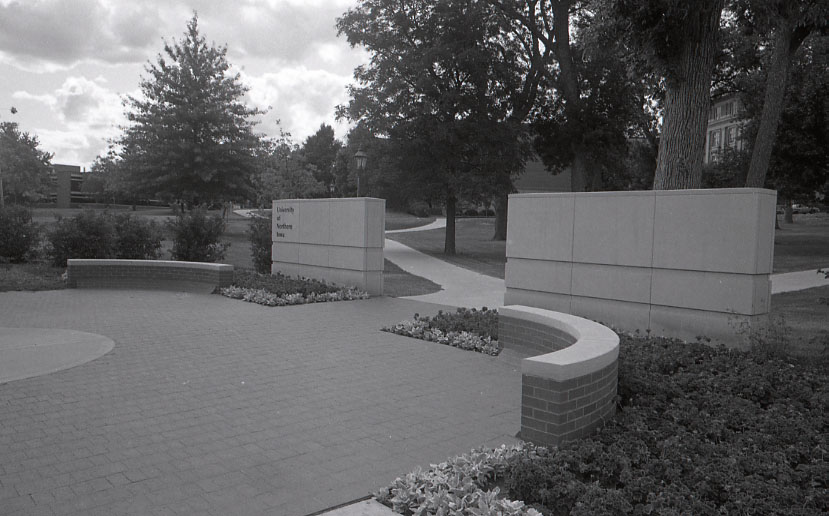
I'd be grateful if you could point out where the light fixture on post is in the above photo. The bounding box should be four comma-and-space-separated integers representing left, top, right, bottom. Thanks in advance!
354, 148, 367, 197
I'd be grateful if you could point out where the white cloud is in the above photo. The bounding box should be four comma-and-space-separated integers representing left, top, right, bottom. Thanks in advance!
242, 66, 352, 143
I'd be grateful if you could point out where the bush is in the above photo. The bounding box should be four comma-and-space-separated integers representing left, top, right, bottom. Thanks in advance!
47, 210, 164, 266
505, 335, 829, 515
166, 208, 229, 262
0, 205, 40, 263
231, 269, 339, 296
113, 213, 162, 260
247, 212, 273, 274
48, 210, 117, 266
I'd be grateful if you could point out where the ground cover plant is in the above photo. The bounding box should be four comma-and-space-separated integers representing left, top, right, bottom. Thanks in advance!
383, 307, 500, 355
218, 269, 368, 306
378, 335, 828, 515
375, 445, 542, 516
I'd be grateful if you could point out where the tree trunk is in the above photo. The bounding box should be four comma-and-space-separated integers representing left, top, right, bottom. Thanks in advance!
492, 190, 508, 241
652, 0, 724, 190
444, 193, 456, 255
784, 199, 793, 224
745, 20, 808, 188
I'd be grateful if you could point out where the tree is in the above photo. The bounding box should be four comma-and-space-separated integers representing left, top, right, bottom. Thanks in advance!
337, 0, 537, 254
301, 123, 342, 188
615, 0, 725, 189
116, 14, 264, 204
252, 136, 325, 207
735, 0, 829, 188
0, 120, 52, 206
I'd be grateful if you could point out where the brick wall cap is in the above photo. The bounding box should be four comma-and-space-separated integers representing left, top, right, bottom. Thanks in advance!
509, 188, 775, 200
68, 259, 233, 271
502, 305, 619, 381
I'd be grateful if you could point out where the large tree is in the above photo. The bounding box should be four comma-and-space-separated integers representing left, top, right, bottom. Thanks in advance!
117, 14, 263, 204
337, 0, 534, 254
300, 123, 342, 188
734, 0, 828, 188
0, 119, 52, 206
616, 0, 725, 189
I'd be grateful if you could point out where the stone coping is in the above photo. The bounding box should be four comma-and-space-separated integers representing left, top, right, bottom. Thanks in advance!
510, 187, 775, 199
67, 259, 233, 271
501, 305, 619, 381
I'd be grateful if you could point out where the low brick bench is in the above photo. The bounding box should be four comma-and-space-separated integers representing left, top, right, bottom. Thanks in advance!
499, 305, 619, 446
67, 259, 234, 294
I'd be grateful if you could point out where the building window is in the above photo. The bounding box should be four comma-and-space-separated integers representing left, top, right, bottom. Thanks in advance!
725, 126, 736, 147
709, 129, 722, 162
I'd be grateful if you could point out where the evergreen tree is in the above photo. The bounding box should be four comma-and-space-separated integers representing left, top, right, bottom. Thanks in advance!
117, 14, 264, 204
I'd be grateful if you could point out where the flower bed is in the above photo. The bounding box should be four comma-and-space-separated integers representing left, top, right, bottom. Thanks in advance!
375, 444, 543, 516
218, 270, 369, 306
377, 334, 827, 515
382, 307, 500, 355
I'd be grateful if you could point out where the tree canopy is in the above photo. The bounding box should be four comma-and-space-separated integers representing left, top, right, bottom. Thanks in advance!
337, 0, 540, 253
0, 119, 52, 206
116, 14, 264, 204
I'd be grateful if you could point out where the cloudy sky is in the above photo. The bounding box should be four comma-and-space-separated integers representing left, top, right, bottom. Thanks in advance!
0, 0, 367, 168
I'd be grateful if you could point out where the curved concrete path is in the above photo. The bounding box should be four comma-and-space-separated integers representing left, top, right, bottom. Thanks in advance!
771, 269, 829, 294
0, 327, 114, 384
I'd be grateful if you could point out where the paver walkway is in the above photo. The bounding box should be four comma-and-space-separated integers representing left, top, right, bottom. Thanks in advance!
0, 290, 523, 516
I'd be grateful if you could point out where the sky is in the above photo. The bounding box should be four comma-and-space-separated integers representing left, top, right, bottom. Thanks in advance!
0, 0, 368, 168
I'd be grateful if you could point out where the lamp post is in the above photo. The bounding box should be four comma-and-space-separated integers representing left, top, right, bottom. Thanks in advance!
354, 148, 367, 197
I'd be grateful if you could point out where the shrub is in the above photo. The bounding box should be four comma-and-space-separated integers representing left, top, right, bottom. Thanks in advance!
247, 212, 273, 274
505, 335, 829, 515
0, 205, 40, 263
424, 307, 498, 339
48, 210, 117, 266
375, 444, 543, 516
166, 208, 229, 262
113, 213, 162, 259
382, 307, 501, 355
230, 269, 339, 296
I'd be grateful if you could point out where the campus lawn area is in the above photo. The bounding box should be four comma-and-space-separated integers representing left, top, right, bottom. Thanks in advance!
5, 206, 440, 296
387, 217, 508, 279
773, 212, 829, 272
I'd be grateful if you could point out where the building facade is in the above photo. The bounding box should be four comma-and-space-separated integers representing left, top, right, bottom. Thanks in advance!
704, 94, 745, 164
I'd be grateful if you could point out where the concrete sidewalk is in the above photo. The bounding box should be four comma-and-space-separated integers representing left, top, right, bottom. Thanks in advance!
384, 239, 505, 308
771, 269, 829, 294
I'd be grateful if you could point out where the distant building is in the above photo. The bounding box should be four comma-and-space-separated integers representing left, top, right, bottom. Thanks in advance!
49, 164, 90, 207
704, 94, 746, 164
514, 159, 572, 193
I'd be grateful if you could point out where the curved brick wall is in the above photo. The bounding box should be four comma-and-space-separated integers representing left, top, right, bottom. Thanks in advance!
499, 305, 619, 446
67, 259, 234, 294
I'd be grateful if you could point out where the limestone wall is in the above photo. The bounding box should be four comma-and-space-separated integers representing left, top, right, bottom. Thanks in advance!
271, 198, 385, 295
505, 188, 777, 345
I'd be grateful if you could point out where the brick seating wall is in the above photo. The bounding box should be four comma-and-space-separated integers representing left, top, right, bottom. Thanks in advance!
67, 260, 234, 294
499, 307, 619, 447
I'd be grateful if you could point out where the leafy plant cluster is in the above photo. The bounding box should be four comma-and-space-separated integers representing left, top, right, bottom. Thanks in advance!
383, 308, 501, 356
374, 444, 543, 516
247, 211, 273, 274
166, 208, 229, 262
218, 269, 368, 307
0, 205, 40, 263
219, 285, 368, 307
47, 210, 163, 267
505, 335, 828, 515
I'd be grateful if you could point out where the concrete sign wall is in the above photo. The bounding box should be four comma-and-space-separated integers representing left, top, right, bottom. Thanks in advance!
505, 188, 777, 346
272, 198, 385, 295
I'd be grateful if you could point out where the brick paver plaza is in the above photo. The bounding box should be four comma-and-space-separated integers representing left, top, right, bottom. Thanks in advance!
0, 289, 523, 515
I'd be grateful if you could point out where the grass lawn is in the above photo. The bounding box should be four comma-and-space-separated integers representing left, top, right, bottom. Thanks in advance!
385, 210, 436, 231
767, 285, 829, 356
773, 212, 829, 272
